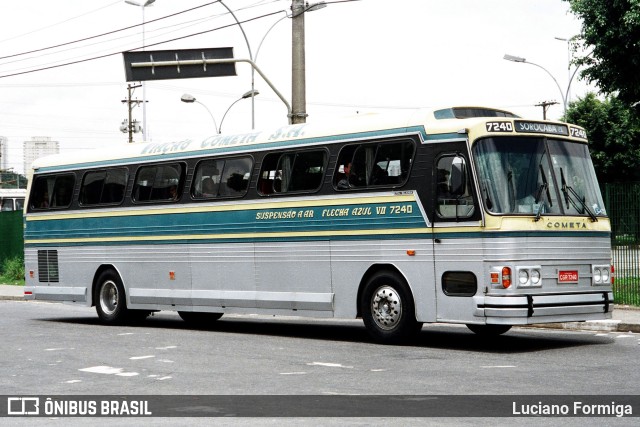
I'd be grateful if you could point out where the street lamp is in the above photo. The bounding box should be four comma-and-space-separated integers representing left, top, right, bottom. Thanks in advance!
180, 94, 219, 134
125, 0, 156, 141
181, 90, 259, 134
503, 53, 568, 115
218, 1, 326, 128
219, 90, 260, 134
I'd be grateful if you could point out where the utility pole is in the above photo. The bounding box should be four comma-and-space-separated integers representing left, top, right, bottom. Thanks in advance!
121, 83, 143, 143
291, 0, 308, 124
535, 100, 558, 120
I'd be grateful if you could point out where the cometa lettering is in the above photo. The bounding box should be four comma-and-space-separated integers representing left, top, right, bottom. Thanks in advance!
546, 221, 587, 229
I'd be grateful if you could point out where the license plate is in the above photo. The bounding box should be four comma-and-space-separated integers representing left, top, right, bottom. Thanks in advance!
558, 270, 579, 283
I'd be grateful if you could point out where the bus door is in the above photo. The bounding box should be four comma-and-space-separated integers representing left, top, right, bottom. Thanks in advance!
430, 144, 483, 323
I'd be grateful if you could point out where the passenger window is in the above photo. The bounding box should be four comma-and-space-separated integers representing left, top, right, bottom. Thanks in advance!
80, 168, 127, 206
334, 140, 414, 190
132, 163, 184, 202
192, 157, 252, 199
258, 150, 327, 195
29, 174, 75, 210
436, 155, 475, 219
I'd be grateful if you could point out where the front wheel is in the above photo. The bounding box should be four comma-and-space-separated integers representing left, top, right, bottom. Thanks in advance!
95, 270, 131, 325
466, 324, 512, 336
360, 271, 422, 344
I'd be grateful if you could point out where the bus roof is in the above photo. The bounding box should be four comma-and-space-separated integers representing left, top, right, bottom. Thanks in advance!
31, 106, 580, 173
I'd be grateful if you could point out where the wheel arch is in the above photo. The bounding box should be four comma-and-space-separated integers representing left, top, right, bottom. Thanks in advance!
355, 263, 415, 318
91, 264, 123, 307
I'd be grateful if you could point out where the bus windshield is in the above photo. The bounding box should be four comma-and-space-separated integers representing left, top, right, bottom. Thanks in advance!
473, 137, 606, 217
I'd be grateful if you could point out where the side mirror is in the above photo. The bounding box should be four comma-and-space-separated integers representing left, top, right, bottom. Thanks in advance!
450, 156, 466, 196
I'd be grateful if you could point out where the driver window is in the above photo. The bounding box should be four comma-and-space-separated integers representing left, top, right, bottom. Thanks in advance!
436, 155, 475, 220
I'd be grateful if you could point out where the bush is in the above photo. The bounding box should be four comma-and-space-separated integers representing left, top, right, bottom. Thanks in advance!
0, 256, 24, 283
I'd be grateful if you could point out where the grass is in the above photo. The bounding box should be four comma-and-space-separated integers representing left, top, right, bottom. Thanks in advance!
0, 256, 25, 286
613, 277, 640, 306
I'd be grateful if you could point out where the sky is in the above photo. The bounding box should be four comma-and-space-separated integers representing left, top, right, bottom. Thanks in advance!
0, 0, 596, 174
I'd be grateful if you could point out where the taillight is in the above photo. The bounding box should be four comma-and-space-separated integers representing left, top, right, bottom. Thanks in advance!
502, 267, 512, 288
611, 264, 615, 285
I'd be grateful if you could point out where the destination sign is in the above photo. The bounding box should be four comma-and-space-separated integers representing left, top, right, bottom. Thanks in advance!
514, 120, 569, 136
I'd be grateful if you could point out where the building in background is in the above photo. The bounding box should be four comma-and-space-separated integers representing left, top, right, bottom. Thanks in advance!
0, 136, 7, 171
23, 137, 59, 173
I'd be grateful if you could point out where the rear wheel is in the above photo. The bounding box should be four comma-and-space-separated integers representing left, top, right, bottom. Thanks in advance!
466, 324, 512, 336
178, 311, 223, 324
360, 271, 422, 344
95, 270, 131, 325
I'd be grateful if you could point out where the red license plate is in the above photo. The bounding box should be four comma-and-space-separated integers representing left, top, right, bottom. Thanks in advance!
558, 270, 579, 283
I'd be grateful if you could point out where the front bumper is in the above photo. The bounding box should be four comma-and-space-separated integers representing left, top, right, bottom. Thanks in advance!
474, 291, 614, 325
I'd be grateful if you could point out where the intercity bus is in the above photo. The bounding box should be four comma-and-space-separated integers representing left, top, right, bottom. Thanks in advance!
23, 107, 614, 343
0, 188, 26, 212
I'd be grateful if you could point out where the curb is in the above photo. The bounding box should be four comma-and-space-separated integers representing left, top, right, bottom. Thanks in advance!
0, 295, 24, 301
527, 320, 640, 334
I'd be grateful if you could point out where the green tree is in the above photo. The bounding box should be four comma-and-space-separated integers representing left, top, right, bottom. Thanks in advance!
565, 0, 640, 105
565, 93, 640, 183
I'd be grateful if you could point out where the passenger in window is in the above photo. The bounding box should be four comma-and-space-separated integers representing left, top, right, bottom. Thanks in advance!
168, 185, 178, 200
201, 178, 216, 197
337, 162, 351, 190
40, 191, 50, 208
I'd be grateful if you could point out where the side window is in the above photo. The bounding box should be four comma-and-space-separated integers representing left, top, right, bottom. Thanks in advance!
192, 157, 252, 199
436, 155, 475, 219
80, 168, 127, 206
258, 150, 327, 195
334, 140, 414, 190
132, 163, 184, 202
192, 159, 223, 199
219, 157, 252, 197
29, 174, 75, 210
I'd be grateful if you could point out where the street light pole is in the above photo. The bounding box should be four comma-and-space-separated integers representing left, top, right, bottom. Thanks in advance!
180, 94, 219, 134
291, 0, 307, 124
503, 53, 567, 115
125, 0, 155, 141
218, 1, 256, 130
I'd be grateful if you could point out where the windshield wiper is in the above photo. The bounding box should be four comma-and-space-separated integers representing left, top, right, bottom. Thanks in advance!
560, 168, 598, 222
533, 164, 553, 221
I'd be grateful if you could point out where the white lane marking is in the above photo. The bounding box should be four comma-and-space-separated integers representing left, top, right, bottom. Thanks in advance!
155, 346, 178, 350
78, 366, 138, 377
129, 355, 155, 360
157, 359, 174, 363
616, 334, 634, 338
280, 372, 307, 375
370, 369, 386, 372
45, 348, 74, 351
157, 376, 172, 380
118, 333, 135, 336
65, 380, 82, 384
481, 365, 516, 368
307, 362, 353, 369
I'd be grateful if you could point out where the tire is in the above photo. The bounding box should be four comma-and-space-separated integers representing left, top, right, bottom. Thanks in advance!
95, 270, 131, 325
466, 324, 512, 336
360, 271, 422, 344
178, 311, 223, 324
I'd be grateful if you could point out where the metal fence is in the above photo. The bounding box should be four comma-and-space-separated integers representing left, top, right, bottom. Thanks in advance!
0, 210, 24, 265
602, 182, 640, 306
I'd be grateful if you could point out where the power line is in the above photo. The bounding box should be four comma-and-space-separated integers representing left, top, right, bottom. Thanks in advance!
0, 1, 221, 62
0, 9, 283, 80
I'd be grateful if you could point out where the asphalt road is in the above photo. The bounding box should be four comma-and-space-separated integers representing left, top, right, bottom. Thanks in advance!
1, 300, 639, 425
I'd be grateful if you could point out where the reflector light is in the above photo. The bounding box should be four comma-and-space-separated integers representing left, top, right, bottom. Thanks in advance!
490, 272, 500, 284
406, 250, 416, 256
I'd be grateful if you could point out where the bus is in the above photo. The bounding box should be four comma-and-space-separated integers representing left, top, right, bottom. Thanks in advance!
23, 107, 613, 343
0, 188, 26, 212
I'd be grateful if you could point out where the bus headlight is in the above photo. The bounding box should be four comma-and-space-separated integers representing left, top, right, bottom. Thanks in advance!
530, 269, 541, 285
518, 269, 529, 285
515, 266, 542, 288
592, 265, 611, 285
